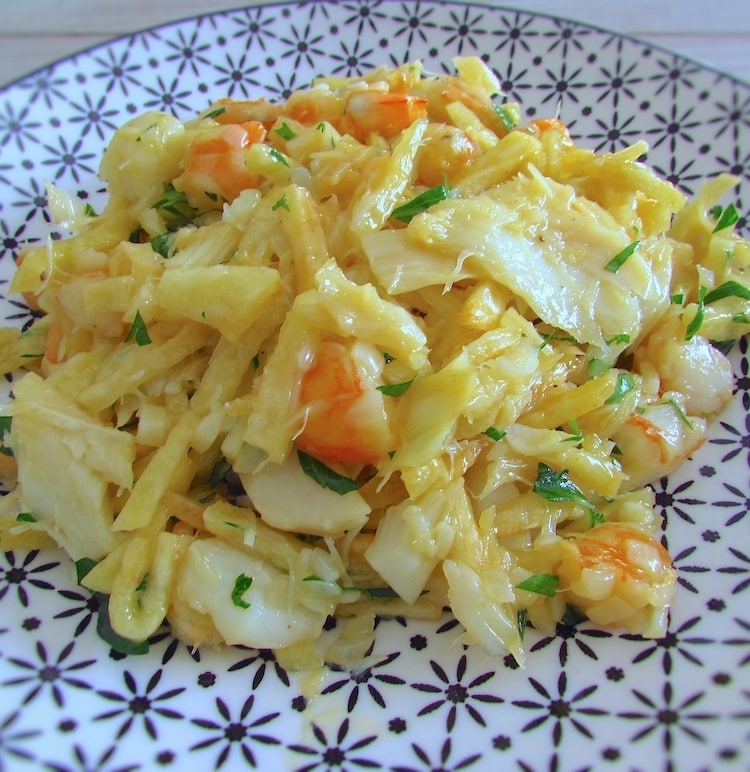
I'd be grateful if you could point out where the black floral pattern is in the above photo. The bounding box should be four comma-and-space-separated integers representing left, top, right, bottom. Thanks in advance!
0, 2, 748, 769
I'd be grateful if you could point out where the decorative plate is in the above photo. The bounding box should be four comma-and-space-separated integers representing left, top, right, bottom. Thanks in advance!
0, 2, 749, 770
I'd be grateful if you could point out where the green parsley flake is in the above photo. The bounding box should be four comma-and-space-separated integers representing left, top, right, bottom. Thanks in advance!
494, 103, 517, 132
604, 241, 640, 273
231, 573, 253, 609
272, 193, 290, 211
376, 379, 414, 397
297, 450, 359, 495
515, 573, 560, 597
517, 608, 528, 641
482, 426, 506, 442
704, 280, 750, 305
75, 557, 98, 584
391, 183, 450, 223
275, 122, 298, 140
209, 458, 232, 488
667, 398, 693, 429
604, 372, 635, 405
587, 357, 611, 378
0, 415, 13, 457
711, 202, 740, 233
151, 183, 194, 221
150, 232, 173, 258
685, 285, 707, 340
605, 333, 631, 345
533, 462, 596, 512
561, 419, 583, 445
203, 106, 227, 120
269, 148, 290, 167
125, 310, 152, 346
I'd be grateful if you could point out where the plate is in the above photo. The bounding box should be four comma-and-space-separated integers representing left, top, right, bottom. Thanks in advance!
1, 2, 749, 770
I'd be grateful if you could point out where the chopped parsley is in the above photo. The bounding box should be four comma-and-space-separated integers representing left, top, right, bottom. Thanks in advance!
0, 415, 13, 457
297, 450, 359, 495
604, 372, 635, 405
711, 202, 740, 233
533, 462, 596, 514
517, 608, 528, 641
16, 512, 37, 523
202, 106, 227, 120
376, 379, 414, 397
272, 193, 290, 212
604, 241, 640, 273
667, 398, 693, 429
135, 574, 149, 608
151, 183, 195, 221
493, 103, 518, 132
269, 148, 290, 167
482, 426, 506, 442
274, 122, 298, 140
587, 357, 611, 378
231, 573, 253, 609
704, 280, 750, 305
391, 183, 451, 223
125, 310, 152, 346
561, 419, 583, 445
150, 232, 175, 258
83, 203, 98, 217
75, 557, 98, 584
685, 285, 707, 340
515, 573, 560, 597
209, 457, 232, 488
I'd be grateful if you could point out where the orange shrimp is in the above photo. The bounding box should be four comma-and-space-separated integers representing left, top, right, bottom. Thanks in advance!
173, 121, 267, 208
417, 123, 477, 187
295, 339, 393, 465
557, 522, 676, 635
343, 91, 428, 142
208, 97, 282, 129
612, 403, 705, 490
566, 523, 673, 584
526, 117, 573, 144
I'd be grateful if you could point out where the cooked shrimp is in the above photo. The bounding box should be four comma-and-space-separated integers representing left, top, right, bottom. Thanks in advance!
525, 117, 573, 144
173, 121, 266, 208
295, 338, 394, 465
285, 86, 427, 143
557, 522, 676, 637
207, 97, 282, 128
343, 91, 428, 142
612, 403, 706, 490
417, 123, 477, 187
635, 315, 734, 418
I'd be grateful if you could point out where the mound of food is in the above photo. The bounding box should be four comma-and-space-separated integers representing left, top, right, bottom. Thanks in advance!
1, 57, 747, 670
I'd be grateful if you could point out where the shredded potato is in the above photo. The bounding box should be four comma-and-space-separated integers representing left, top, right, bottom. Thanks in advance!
1, 57, 748, 670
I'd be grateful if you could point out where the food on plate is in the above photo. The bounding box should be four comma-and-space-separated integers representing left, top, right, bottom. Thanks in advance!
0, 57, 747, 670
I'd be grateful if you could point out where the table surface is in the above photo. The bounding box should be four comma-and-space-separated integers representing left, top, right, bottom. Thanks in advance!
1, 0, 749, 88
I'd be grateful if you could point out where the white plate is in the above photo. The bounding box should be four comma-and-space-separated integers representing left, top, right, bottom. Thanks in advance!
1, 3, 749, 770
